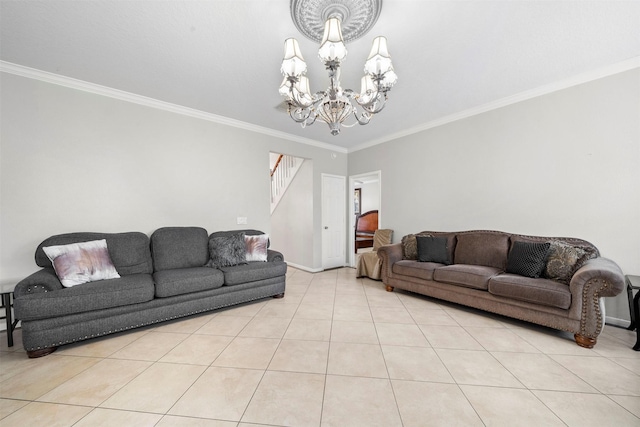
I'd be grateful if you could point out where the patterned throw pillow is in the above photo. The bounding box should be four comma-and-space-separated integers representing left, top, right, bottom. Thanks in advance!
207, 232, 247, 268
42, 239, 120, 287
506, 241, 550, 278
245, 234, 269, 262
401, 234, 418, 260
544, 240, 586, 283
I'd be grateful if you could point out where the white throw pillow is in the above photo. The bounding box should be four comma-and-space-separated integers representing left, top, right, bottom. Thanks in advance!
43, 239, 120, 287
245, 234, 269, 262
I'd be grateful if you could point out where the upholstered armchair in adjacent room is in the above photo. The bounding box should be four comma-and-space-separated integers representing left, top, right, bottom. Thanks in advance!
356, 229, 393, 280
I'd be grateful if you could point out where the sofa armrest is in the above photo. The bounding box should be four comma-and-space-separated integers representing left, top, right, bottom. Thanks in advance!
569, 257, 625, 340
14, 269, 64, 298
377, 243, 403, 284
267, 249, 284, 263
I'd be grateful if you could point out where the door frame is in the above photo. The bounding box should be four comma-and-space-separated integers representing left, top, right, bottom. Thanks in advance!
348, 170, 382, 267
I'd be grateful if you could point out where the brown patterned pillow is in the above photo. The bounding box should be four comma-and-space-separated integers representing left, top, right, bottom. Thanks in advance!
544, 240, 586, 283
401, 233, 431, 260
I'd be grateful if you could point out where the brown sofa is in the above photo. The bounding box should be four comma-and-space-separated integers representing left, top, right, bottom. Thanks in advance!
378, 230, 625, 348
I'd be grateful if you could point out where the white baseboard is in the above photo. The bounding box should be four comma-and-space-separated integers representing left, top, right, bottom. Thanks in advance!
605, 316, 631, 328
286, 262, 324, 273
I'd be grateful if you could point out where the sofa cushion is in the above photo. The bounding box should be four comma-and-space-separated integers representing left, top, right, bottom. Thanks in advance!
506, 241, 550, 278
489, 274, 571, 309
219, 261, 287, 286
36, 232, 153, 275
433, 264, 502, 290
393, 260, 440, 281
153, 267, 225, 298
151, 227, 209, 271
544, 240, 598, 284
245, 234, 269, 262
416, 235, 451, 265
14, 274, 155, 320
454, 232, 510, 270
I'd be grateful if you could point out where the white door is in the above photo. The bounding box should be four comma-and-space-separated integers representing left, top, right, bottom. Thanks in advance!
322, 174, 346, 269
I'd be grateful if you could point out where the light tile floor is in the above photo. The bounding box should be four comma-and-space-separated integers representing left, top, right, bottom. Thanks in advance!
1, 267, 639, 426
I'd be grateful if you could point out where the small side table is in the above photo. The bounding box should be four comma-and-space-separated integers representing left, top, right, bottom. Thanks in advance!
0, 282, 19, 347
625, 275, 640, 351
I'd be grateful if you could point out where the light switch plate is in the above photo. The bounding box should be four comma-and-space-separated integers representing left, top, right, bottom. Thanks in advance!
237, 216, 247, 225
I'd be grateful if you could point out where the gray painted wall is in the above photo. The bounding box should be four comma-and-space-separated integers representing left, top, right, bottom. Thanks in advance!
348, 69, 640, 322
0, 72, 347, 280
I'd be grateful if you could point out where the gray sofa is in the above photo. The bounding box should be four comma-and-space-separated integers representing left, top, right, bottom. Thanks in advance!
378, 230, 625, 348
13, 227, 287, 358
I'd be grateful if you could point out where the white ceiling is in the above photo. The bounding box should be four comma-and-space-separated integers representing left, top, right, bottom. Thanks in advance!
1, 1, 639, 151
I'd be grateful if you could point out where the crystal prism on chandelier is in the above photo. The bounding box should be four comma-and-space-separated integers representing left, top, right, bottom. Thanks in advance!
279, 16, 397, 136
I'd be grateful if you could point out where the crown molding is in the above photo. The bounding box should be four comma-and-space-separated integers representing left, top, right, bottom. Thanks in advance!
349, 56, 640, 153
0, 61, 349, 154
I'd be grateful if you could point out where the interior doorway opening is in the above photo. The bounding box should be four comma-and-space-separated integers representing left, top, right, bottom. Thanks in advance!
348, 171, 381, 267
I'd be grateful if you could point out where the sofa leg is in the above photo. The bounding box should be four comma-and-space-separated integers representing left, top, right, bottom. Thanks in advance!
27, 347, 58, 358
272, 293, 285, 299
574, 334, 596, 348
385, 285, 394, 292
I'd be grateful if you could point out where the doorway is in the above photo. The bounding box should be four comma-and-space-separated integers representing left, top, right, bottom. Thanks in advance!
349, 171, 381, 267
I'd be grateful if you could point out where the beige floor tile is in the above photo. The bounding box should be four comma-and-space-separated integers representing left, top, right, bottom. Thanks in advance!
294, 303, 334, 320
437, 349, 524, 387
195, 315, 252, 336
0, 355, 100, 400
332, 305, 373, 322
465, 327, 541, 352
284, 318, 331, 341
270, 292, 303, 304
268, 339, 329, 374
55, 330, 149, 357
366, 294, 404, 308
392, 380, 483, 426
242, 371, 325, 426
592, 334, 640, 358
396, 292, 442, 309
301, 294, 335, 306
376, 323, 430, 347
327, 342, 388, 378
100, 362, 205, 413
255, 302, 299, 318
238, 316, 291, 339
462, 385, 565, 426
217, 301, 267, 317
322, 375, 402, 427
551, 354, 640, 396
330, 320, 379, 344
533, 390, 640, 426
109, 331, 188, 361
37, 358, 151, 406
609, 395, 640, 419
334, 293, 369, 306
370, 305, 415, 324
602, 325, 637, 344
152, 313, 217, 333
510, 326, 595, 355
491, 351, 597, 392
611, 356, 640, 375
0, 329, 23, 353
382, 345, 454, 382
0, 351, 43, 383
419, 325, 483, 350
157, 415, 237, 426
159, 334, 233, 365
411, 309, 459, 326
444, 307, 505, 328
212, 337, 280, 369
0, 398, 28, 420
169, 367, 263, 421
0, 401, 92, 427
74, 407, 163, 426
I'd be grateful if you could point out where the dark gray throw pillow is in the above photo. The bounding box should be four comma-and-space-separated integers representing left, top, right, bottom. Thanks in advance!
416, 235, 451, 265
207, 232, 247, 268
506, 241, 550, 278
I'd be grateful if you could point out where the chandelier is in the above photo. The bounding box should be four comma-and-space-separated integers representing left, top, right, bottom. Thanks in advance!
279, 0, 397, 136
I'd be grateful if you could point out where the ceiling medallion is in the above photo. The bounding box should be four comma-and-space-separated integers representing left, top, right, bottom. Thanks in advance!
291, 0, 382, 43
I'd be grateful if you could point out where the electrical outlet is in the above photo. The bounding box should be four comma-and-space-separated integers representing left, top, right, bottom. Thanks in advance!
237, 216, 247, 225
